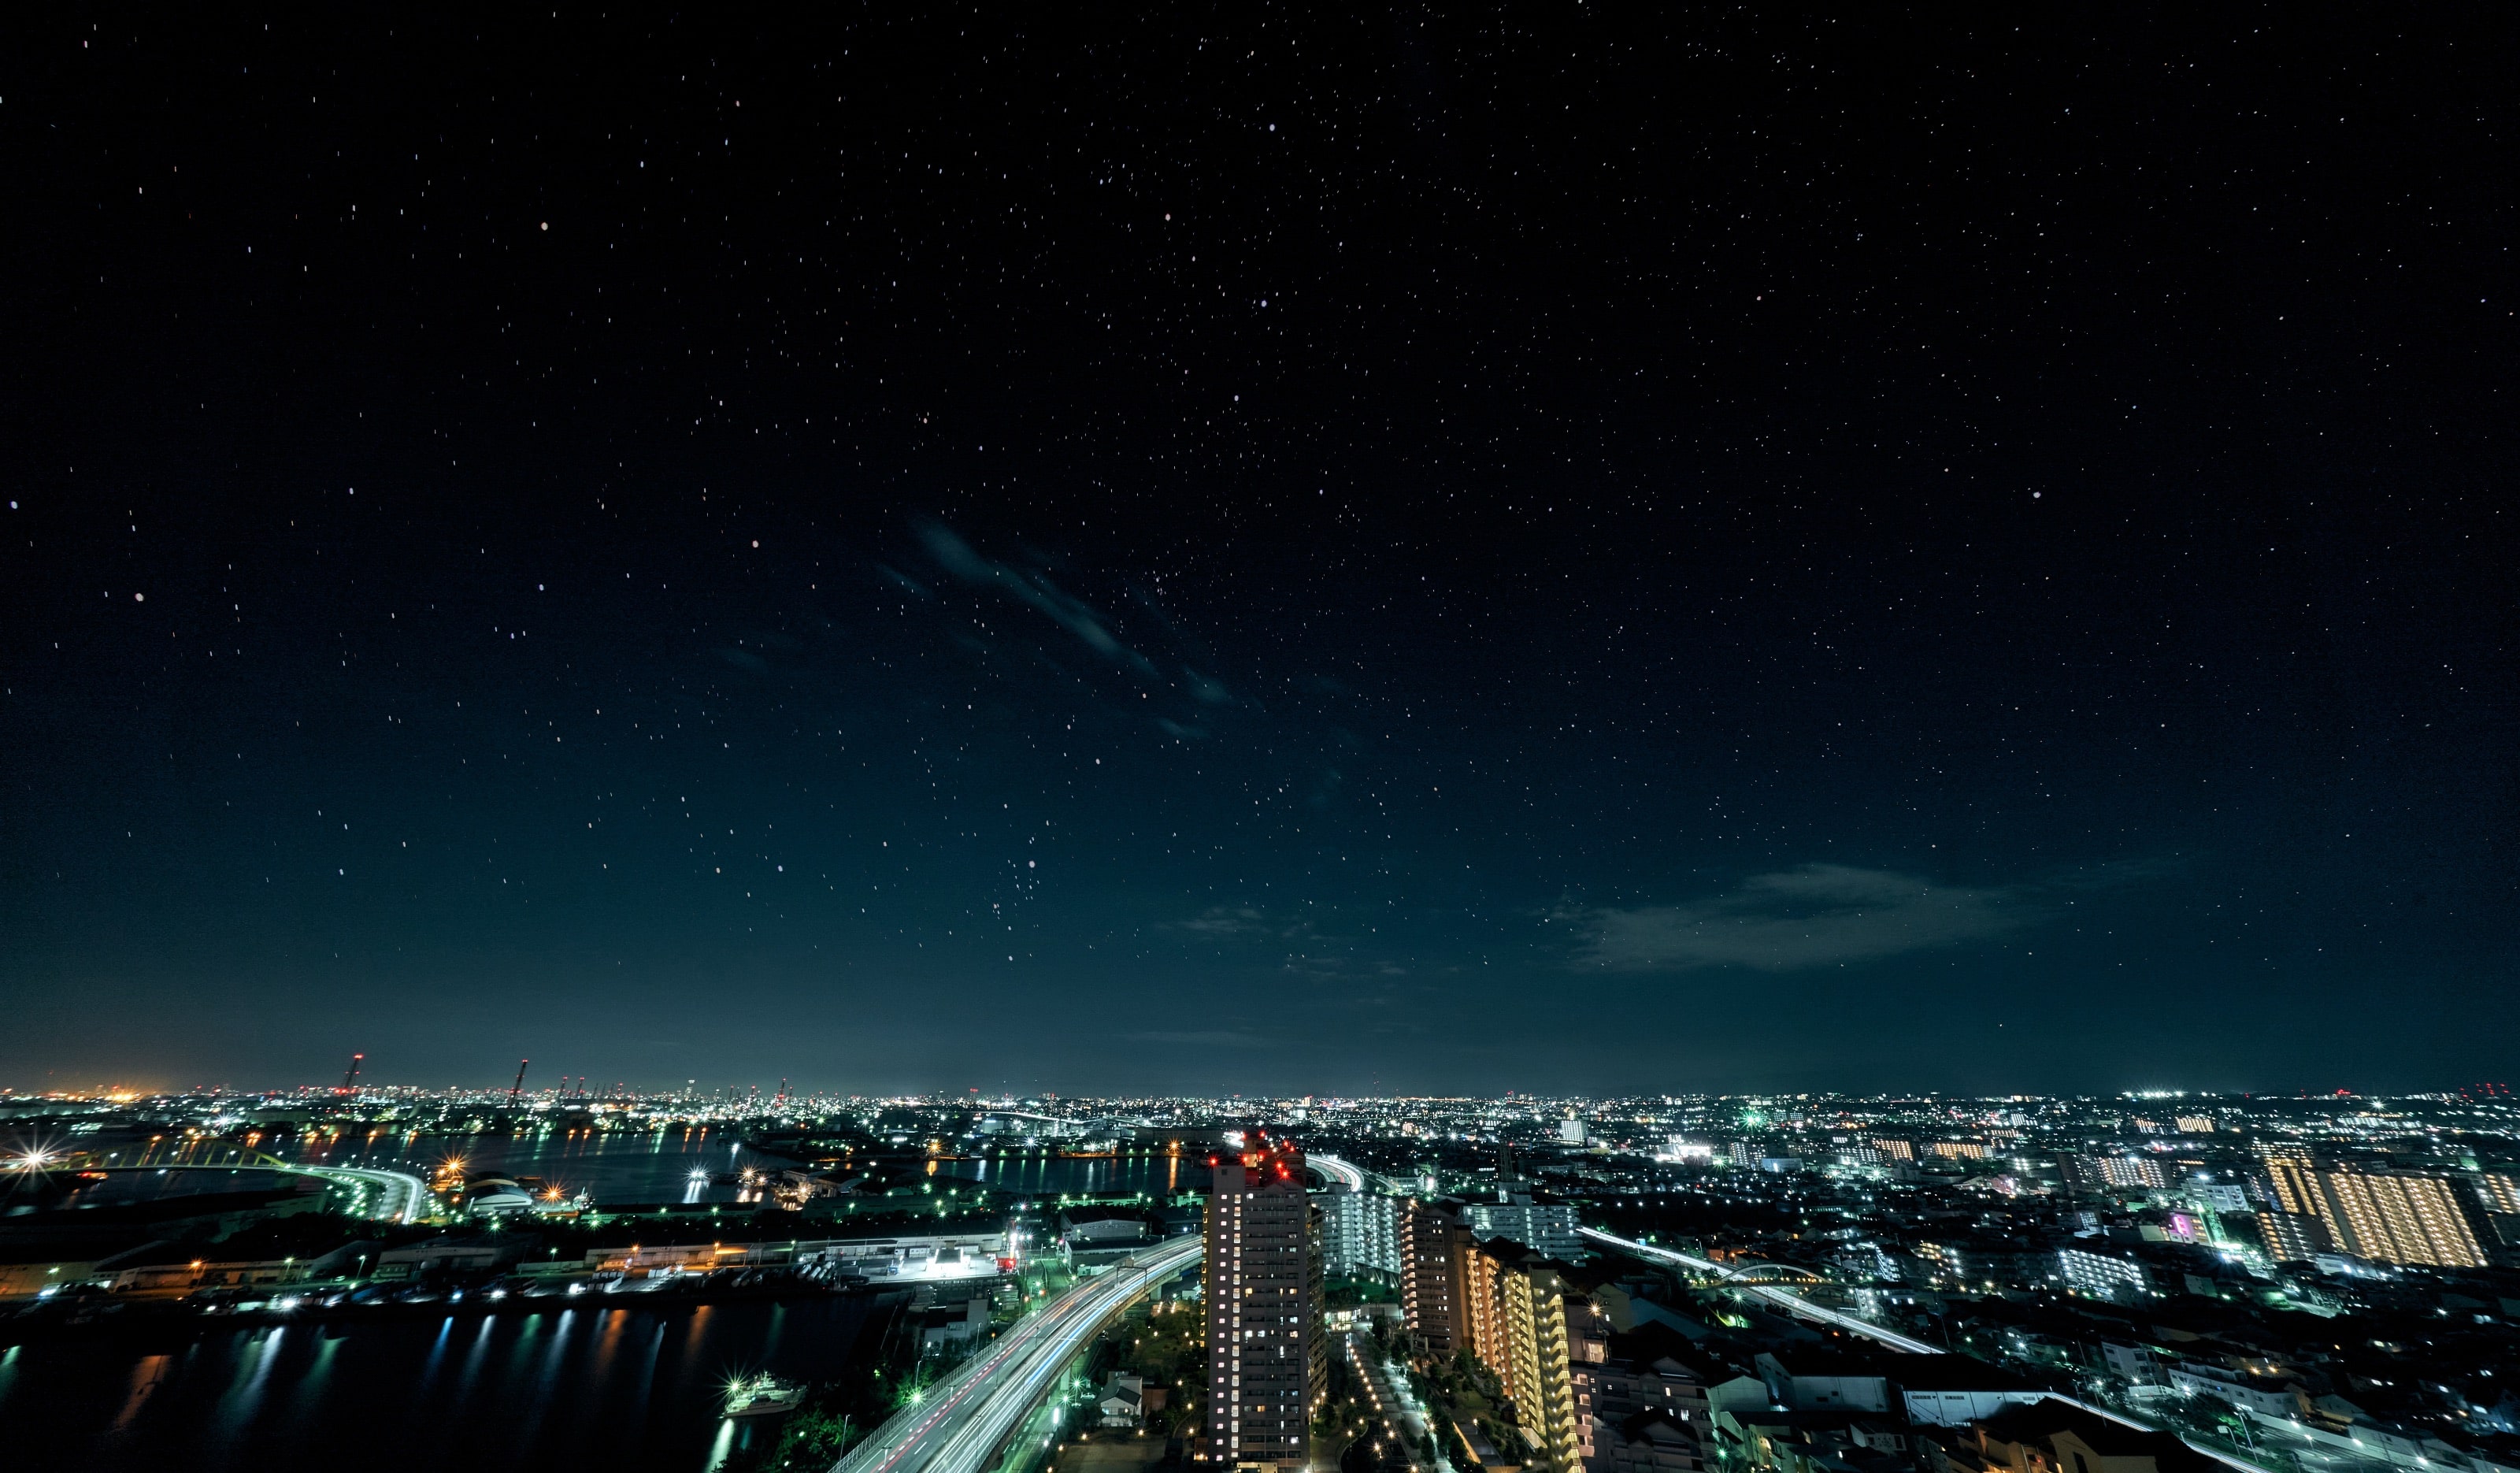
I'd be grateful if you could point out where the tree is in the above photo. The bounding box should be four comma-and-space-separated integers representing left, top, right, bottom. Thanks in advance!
729, 1408, 855, 1471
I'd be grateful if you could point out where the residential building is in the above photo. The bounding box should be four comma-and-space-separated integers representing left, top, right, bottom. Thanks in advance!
2473, 1173, 2520, 1215
2256, 1143, 2320, 1217
1914, 1238, 2059, 1292
2098, 1344, 2163, 1386
2056, 1249, 2149, 1304
2318, 1171, 2485, 1267
2062, 1156, 2165, 1194
1321, 1189, 1401, 1282
2059, 1157, 2107, 1195
1589, 1412, 1704, 1473
1402, 1200, 1474, 1356
1442, 1234, 1600, 1472
1577, 1324, 1717, 1454
1206, 1132, 1325, 1472
2100, 1157, 2167, 1191
1467, 1200, 1585, 1260
1461, 1234, 1510, 1370
1102, 1374, 1147, 1427
1588, 1278, 1714, 1340
2248, 1211, 2330, 1263
1496, 1252, 1589, 1473
2252, 1145, 2485, 1268
2186, 1184, 2249, 1214
1935, 1397, 2222, 1473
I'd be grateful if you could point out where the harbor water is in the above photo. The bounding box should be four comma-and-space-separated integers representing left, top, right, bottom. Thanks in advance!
0, 1293, 885, 1471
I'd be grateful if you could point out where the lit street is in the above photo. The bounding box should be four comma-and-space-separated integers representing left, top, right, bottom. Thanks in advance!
829, 1234, 1201, 1473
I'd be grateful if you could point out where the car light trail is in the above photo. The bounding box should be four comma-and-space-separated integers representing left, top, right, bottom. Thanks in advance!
830, 1234, 1201, 1473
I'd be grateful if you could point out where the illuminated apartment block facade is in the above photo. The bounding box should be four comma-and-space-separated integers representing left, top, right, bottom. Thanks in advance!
1453, 1234, 1588, 1473
1206, 1134, 1326, 1471
2320, 1171, 2485, 1267
1402, 1199, 1473, 1356
2255, 1145, 2485, 1268
1500, 1259, 1585, 1472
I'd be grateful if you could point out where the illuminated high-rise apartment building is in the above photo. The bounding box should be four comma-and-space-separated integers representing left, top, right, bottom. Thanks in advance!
1206, 1133, 1325, 1471
1461, 1235, 1510, 1368
1401, 1199, 1473, 1355
2253, 1210, 2331, 1263
1463, 1200, 1584, 1260
1449, 1234, 1588, 1473
2320, 1171, 2485, 1268
2473, 1173, 2520, 1216
2254, 1144, 2485, 1268
1321, 1188, 1402, 1282
2063, 1154, 2167, 1194
2257, 1143, 2320, 1217
1498, 1257, 1586, 1472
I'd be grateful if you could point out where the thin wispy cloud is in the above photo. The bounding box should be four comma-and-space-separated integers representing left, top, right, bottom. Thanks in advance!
918, 523, 1157, 674
1125, 1030, 1267, 1048
1573, 864, 2036, 972
1172, 906, 1271, 937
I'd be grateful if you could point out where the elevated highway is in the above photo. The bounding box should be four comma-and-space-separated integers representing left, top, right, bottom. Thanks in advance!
832, 1233, 1201, 1473
1579, 1227, 1939, 1350
287, 1163, 432, 1223
1309, 1152, 1410, 1195
62, 1163, 432, 1225
1307, 1153, 1366, 1191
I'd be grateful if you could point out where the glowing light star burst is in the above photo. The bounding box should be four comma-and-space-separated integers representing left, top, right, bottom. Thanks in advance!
4, 1135, 64, 1174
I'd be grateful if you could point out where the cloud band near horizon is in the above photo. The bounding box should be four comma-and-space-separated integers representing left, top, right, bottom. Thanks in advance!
1573, 863, 2039, 972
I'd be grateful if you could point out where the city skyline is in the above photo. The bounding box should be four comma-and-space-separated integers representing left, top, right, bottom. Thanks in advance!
12, 1074, 2520, 1468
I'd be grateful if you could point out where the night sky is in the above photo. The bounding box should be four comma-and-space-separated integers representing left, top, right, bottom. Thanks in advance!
4, 9, 2514, 1096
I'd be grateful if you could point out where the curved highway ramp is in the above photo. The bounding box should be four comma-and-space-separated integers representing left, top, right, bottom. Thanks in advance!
832, 1233, 1202, 1473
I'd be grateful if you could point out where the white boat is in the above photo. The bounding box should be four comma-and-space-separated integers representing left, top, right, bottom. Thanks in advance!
724, 1373, 806, 1419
